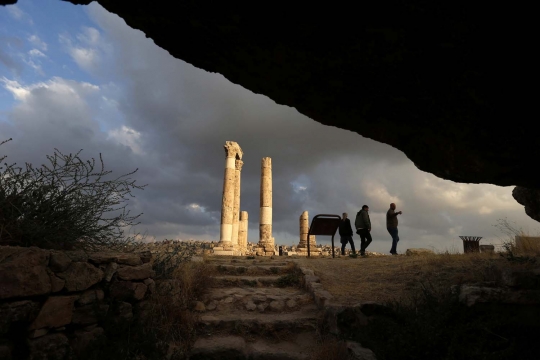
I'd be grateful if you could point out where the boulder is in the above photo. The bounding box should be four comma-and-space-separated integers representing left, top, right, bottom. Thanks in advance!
346, 341, 377, 360
269, 300, 284, 311
0, 300, 41, 335
116, 254, 142, 266
143, 278, 156, 294
194, 301, 206, 312
77, 289, 105, 305
72, 304, 109, 325
46, 269, 65, 293
110, 281, 148, 301
56, 262, 104, 292
27, 333, 69, 360
116, 263, 154, 281
405, 248, 435, 256
88, 252, 118, 264
29, 295, 78, 330
48, 251, 72, 273
138, 251, 152, 264
103, 262, 118, 282
70, 326, 104, 356
0, 247, 51, 299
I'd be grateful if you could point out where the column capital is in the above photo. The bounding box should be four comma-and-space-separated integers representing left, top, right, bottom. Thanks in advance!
224, 141, 243, 159
235, 159, 244, 171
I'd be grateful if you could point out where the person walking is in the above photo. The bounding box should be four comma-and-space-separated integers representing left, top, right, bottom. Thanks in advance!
355, 205, 372, 256
387, 203, 402, 255
339, 213, 355, 255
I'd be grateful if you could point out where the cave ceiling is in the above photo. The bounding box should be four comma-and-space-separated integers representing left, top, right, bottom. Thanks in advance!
1, 1, 536, 220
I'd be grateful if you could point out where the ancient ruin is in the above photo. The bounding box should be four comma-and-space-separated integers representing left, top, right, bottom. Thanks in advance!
256, 157, 275, 256
238, 211, 248, 251
297, 211, 320, 256
217, 141, 243, 252
231, 159, 244, 247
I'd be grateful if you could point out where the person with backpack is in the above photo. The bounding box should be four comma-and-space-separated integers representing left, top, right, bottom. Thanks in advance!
339, 213, 355, 255
355, 205, 372, 256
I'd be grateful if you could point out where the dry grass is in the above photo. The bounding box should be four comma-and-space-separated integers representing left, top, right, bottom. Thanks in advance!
144, 261, 214, 356
295, 252, 514, 305
513, 235, 540, 256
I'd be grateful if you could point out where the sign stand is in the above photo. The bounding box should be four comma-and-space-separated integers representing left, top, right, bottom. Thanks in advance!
307, 214, 342, 258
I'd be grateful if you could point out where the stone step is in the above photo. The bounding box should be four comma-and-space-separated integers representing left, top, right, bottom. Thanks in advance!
213, 264, 294, 275
198, 311, 320, 335
206, 259, 290, 266
189, 333, 317, 360
202, 287, 314, 311
211, 275, 283, 288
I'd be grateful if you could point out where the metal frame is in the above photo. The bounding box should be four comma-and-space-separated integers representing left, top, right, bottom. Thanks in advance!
307, 214, 341, 258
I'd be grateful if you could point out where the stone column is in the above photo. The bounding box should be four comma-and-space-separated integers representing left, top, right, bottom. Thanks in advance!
219, 141, 243, 249
231, 159, 243, 247
238, 211, 248, 251
258, 157, 274, 255
297, 211, 317, 254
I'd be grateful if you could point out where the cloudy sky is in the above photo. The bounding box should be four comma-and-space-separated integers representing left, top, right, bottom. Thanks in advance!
1, 0, 538, 253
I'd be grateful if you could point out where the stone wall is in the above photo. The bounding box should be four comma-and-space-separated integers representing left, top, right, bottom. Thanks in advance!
0, 246, 155, 360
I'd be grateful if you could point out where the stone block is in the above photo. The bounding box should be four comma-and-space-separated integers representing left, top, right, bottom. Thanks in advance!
116, 254, 143, 266
64, 250, 88, 262
47, 269, 65, 293
138, 251, 152, 263
77, 289, 105, 306
405, 248, 435, 256
70, 326, 104, 356
88, 252, 117, 264
213, 250, 235, 256
28, 328, 48, 339
56, 262, 104, 292
103, 262, 118, 282
29, 295, 78, 330
0, 247, 51, 300
0, 300, 41, 335
110, 281, 147, 301
72, 304, 110, 325
49, 251, 72, 273
116, 263, 154, 281
27, 333, 69, 360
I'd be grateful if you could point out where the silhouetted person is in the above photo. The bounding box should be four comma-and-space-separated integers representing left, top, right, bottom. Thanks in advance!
355, 205, 372, 256
387, 203, 402, 255
339, 212, 355, 255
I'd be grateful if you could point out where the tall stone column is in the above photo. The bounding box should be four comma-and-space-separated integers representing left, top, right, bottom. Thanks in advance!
238, 211, 248, 251
231, 159, 243, 247
219, 141, 243, 249
258, 157, 274, 255
297, 211, 317, 254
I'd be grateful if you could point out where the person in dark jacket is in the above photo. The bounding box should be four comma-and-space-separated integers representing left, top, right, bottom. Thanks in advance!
355, 205, 372, 256
339, 213, 355, 255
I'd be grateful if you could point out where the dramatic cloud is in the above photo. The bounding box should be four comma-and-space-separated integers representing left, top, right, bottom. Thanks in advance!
1, 2, 538, 253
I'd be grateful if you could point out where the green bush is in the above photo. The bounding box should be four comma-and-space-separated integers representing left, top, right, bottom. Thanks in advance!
0, 139, 146, 250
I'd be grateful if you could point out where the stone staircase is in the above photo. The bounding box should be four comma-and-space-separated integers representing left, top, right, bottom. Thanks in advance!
188, 257, 322, 360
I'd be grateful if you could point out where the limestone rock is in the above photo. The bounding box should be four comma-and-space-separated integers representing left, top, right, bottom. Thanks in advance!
77, 289, 105, 305
28, 333, 69, 360
47, 269, 65, 293
110, 281, 147, 301
513, 187, 540, 222
257, 303, 268, 312
116, 263, 154, 281
269, 300, 284, 311
405, 248, 435, 256
143, 278, 156, 294
245, 301, 257, 311
346, 341, 377, 360
29, 295, 78, 330
190, 335, 246, 360
103, 262, 118, 282
116, 253, 143, 266
28, 328, 49, 339
138, 251, 152, 264
0, 300, 41, 335
0, 247, 51, 299
49, 251, 72, 272
70, 326, 104, 356
206, 301, 217, 311
286, 299, 297, 308
88, 252, 117, 264
56, 262, 103, 292
252, 294, 267, 304
64, 250, 88, 262
72, 304, 109, 325
194, 301, 206, 312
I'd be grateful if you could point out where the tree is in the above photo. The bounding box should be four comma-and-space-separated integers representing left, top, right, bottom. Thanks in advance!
0, 138, 146, 250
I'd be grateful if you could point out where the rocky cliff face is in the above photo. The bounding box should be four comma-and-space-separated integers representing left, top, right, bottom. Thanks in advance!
2, 0, 535, 219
